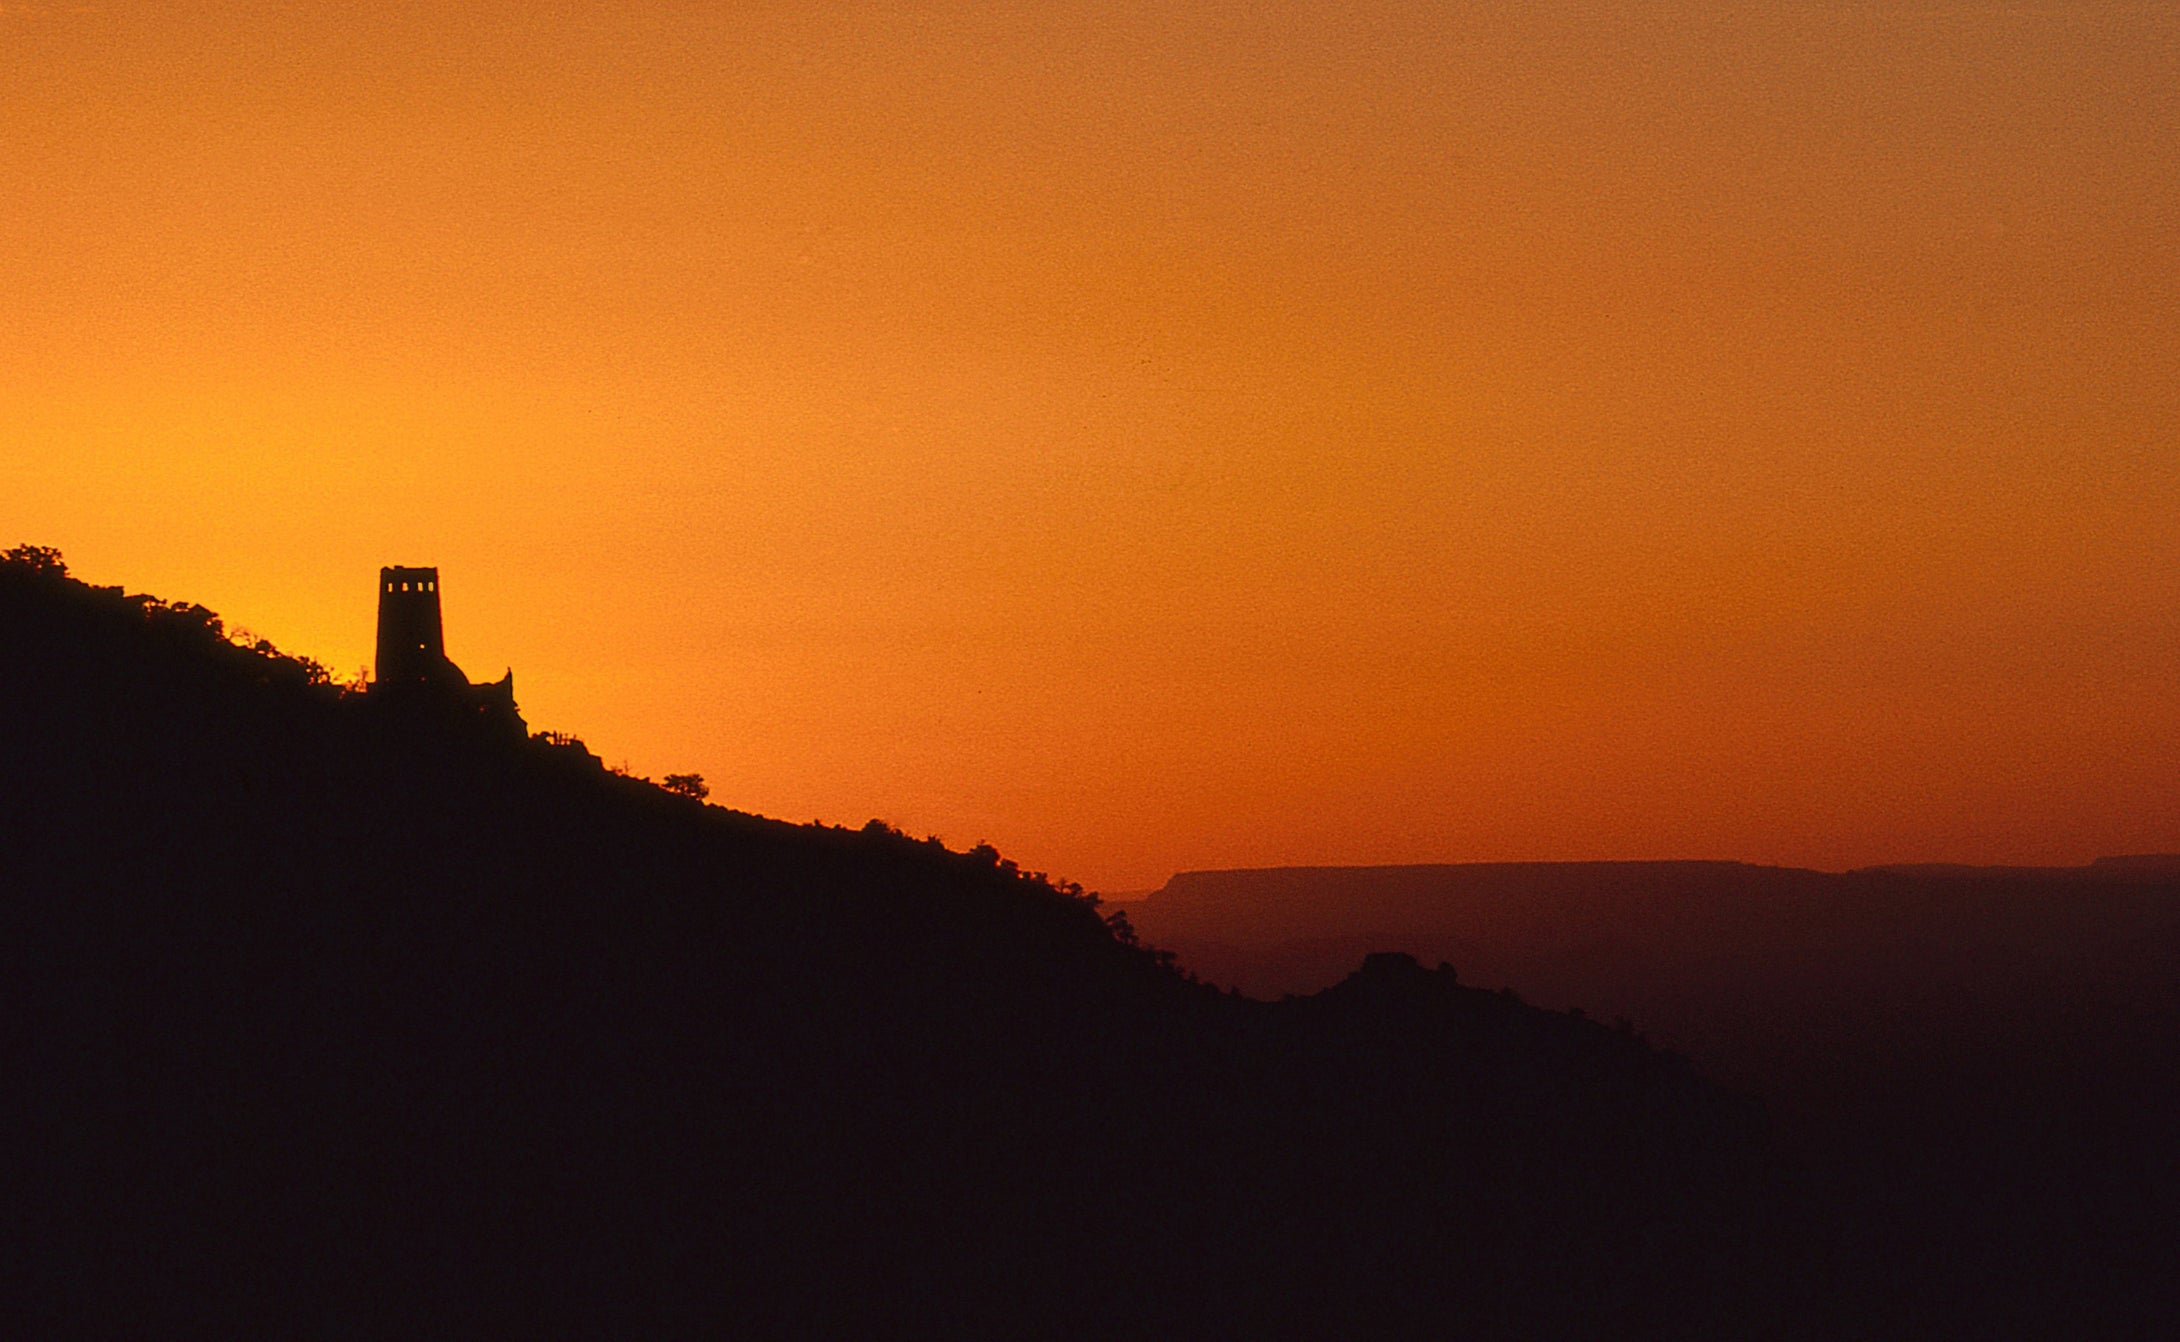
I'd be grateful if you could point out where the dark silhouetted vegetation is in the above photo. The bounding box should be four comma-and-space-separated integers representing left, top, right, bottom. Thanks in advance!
1, 549, 1806, 1338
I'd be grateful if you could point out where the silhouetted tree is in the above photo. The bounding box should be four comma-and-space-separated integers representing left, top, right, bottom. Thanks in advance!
3, 543, 65, 574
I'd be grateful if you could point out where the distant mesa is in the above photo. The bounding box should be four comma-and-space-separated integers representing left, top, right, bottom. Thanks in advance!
373, 564, 522, 735
2090, 852, 2180, 873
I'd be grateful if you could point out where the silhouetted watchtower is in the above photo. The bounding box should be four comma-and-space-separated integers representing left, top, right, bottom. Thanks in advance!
370, 565, 524, 735
376, 566, 456, 688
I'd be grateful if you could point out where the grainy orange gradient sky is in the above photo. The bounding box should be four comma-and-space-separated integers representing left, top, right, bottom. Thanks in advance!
5, 1, 2176, 888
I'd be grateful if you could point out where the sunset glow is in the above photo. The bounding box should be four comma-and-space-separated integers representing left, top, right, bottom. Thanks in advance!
7, 0, 2175, 888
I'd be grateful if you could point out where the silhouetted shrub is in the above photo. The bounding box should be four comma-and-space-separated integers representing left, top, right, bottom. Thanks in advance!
3, 542, 66, 575
661, 772, 709, 800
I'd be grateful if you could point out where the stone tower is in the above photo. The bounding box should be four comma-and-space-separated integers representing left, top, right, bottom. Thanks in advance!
375, 566, 454, 688
371, 565, 524, 736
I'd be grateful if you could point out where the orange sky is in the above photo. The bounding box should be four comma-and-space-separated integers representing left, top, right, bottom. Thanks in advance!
5, 1, 2176, 889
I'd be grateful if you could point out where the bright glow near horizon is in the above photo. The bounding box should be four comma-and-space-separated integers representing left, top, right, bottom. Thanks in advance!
4, 1, 2176, 888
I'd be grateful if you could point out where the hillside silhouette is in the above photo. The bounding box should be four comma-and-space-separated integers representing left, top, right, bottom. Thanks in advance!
1124, 861, 2180, 1336
0, 548, 1788, 1339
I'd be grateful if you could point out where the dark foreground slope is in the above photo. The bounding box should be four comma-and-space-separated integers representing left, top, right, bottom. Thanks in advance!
1126, 862, 2180, 1337
0, 553, 1787, 1339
